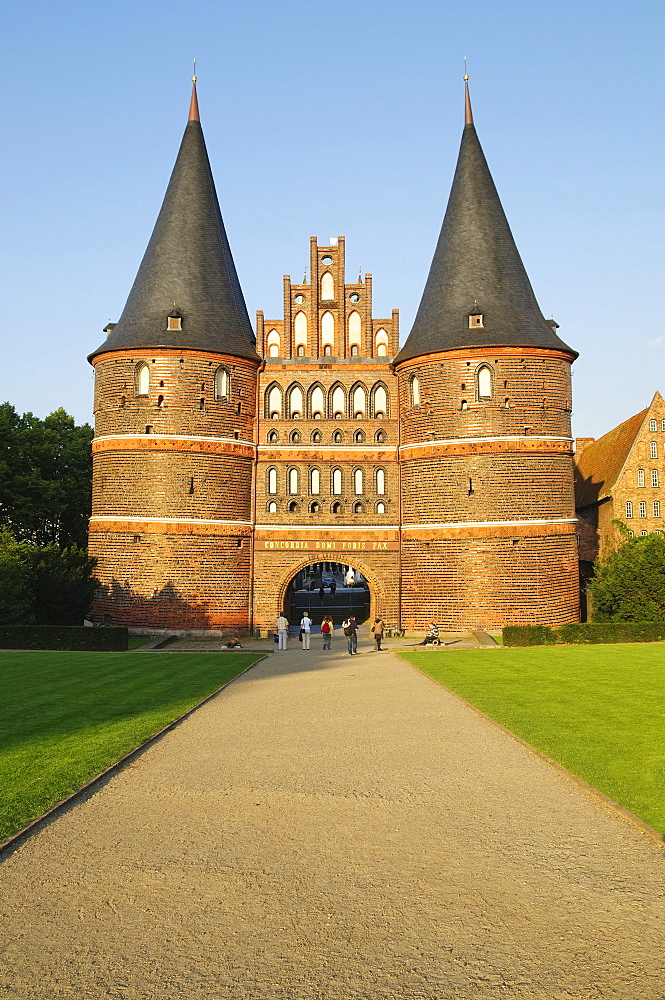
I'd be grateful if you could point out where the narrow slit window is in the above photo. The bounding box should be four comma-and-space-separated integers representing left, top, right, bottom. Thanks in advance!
288, 468, 299, 494
310, 468, 320, 494
411, 376, 420, 406
268, 468, 277, 494
332, 468, 342, 495
376, 468, 385, 495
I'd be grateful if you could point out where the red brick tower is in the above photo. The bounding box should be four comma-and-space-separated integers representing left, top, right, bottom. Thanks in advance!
88, 82, 260, 629
395, 81, 579, 629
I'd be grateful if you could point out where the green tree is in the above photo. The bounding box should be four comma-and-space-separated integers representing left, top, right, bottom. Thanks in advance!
26, 544, 98, 625
590, 525, 665, 622
0, 529, 35, 625
0, 403, 93, 548
0, 530, 97, 626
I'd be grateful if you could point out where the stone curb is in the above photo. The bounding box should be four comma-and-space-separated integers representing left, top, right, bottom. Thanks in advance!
402, 655, 665, 849
0, 655, 267, 861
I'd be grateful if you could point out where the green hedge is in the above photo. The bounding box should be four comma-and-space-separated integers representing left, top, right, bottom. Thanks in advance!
503, 622, 665, 647
503, 626, 556, 646
0, 626, 128, 651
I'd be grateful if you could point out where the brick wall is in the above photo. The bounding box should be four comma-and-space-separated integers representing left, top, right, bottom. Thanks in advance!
89, 346, 259, 628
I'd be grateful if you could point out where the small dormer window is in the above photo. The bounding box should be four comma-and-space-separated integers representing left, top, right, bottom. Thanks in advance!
469, 313, 484, 328
167, 310, 182, 332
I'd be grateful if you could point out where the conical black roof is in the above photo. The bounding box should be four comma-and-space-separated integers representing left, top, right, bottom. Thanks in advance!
89, 100, 258, 362
395, 120, 576, 364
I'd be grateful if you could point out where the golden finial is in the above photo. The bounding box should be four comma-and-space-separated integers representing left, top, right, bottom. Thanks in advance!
463, 58, 473, 125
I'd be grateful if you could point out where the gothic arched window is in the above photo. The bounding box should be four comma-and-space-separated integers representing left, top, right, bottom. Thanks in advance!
321, 312, 335, 354
214, 366, 230, 399
136, 363, 149, 396
477, 365, 492, 399
354, 469, 364, 494
266, 329, 281, 358
294, 312, 307, 355
375, 329, 389, 356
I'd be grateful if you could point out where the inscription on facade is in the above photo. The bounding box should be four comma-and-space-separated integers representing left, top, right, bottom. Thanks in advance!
257, 539, 399, 551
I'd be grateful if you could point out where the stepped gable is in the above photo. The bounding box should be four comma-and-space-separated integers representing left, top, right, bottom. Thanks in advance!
89, 82, 258, 363
396, 82, 576, 364
575, 407, 647, 509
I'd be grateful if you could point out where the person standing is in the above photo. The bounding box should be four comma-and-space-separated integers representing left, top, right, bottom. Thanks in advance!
321, 615, 333, 650
318, 585, 325, 604
330, 579, 337, 597
371, 617, 385, 651
300, 613, 312, 649
276, 614, 289, 650
344, 615, 358, 655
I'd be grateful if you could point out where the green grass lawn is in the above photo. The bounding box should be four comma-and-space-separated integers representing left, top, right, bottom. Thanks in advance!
0, 651, 261, 843
400, 645, 665, 834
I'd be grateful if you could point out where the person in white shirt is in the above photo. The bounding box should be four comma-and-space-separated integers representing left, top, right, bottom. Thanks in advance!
300, 614, 312, 649
276, 614, 289, 649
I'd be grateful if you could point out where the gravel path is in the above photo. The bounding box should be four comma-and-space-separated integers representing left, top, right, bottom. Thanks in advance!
1, 638, 664, 999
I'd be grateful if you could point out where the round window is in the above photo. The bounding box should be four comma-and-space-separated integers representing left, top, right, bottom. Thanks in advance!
295, 294, 304, 304
321, 256, 333, 265
349, 293, 360, 303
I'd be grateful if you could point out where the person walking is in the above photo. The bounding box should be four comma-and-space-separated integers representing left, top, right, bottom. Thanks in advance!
371, 617, 385, 651
321, 615, 333, 650
318, 585, 325, 604
300, 613, 312, 649
343, 615, 358, 655
276, 614, 289, 650
329, 579, 337, 597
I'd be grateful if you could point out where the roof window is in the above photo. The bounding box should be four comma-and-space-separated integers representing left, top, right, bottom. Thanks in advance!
468, 313, 484, 329
167, 308, 182, 332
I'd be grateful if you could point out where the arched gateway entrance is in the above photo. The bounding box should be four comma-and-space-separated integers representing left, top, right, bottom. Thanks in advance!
284, 562, 370, 633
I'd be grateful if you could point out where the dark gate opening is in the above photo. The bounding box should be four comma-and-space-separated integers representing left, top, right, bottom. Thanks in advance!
284, 562, 370, 633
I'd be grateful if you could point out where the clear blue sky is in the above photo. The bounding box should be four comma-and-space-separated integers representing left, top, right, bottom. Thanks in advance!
1, 0, 664, 439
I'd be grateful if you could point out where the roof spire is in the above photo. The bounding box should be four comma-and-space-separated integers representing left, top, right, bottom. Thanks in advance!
188, 60, 200, 122
394, 84, 577, 365
89, 78, 257, 364
463, 59, 473, 126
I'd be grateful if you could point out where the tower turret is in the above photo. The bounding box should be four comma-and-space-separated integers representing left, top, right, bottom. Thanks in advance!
395, 80, 579, 629
88, 82, 260, 630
